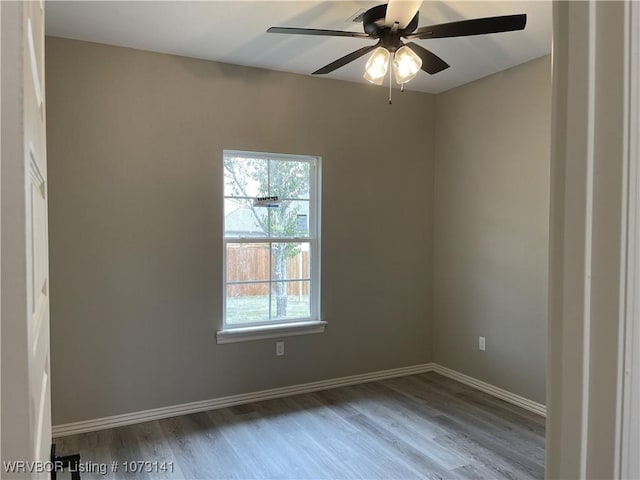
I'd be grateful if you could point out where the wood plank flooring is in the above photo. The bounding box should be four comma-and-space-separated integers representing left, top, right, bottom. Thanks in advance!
54, 372, 545, 479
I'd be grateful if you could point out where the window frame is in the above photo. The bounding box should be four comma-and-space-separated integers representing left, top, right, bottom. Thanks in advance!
218, 150, 323, 343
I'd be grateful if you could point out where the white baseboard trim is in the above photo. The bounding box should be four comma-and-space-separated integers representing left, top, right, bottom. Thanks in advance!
432, 364, 547, 417
53, 362, 546, 437
52, 363, 434, 438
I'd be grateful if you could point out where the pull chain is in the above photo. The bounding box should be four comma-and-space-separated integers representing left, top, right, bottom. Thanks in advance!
388, 56, 393, 104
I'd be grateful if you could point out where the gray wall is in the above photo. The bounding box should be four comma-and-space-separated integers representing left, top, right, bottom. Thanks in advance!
46, 36, 551, 424
432, 56, 551, 404
45, 37, 435, 425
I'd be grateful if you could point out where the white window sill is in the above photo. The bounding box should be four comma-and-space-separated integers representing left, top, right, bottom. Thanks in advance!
216, 320, 327, 344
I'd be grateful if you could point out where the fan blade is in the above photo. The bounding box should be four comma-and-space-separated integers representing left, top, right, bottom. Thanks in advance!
406, 42, 449, 74
385, 0, 422, 29
267, 27, 372, 39
406, 14, 526, 40
313, 44, 380, 75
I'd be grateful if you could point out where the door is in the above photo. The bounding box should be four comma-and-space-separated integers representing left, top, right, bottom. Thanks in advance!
1, 1, 51, 477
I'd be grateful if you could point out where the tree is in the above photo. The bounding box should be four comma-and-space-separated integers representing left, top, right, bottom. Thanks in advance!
224, 156, 309, 318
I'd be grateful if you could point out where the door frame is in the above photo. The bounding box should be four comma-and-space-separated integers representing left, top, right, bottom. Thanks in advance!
620, 1, 640, 477
547, 1, 639, 478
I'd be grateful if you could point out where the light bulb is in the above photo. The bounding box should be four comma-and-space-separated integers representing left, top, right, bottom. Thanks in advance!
392, 45, 422, 84
363, 47, 390, 85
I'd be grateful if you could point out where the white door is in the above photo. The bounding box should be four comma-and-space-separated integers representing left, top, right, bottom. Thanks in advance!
1, 1, 52, 478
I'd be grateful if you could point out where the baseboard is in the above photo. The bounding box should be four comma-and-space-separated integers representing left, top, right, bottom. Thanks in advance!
432, 364, 547, 417
53, 362, 546, 437
52, 363, 435, 437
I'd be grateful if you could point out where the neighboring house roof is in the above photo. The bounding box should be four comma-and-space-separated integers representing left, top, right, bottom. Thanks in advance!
225, 207, 267, 237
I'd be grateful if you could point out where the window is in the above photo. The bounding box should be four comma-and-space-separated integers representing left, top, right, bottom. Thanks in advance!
218, 150, 323, 343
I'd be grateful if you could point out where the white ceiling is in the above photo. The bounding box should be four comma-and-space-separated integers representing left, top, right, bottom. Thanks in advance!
45, 1, 552, 94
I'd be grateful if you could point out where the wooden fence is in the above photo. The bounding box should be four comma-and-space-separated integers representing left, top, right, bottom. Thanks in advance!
227, 244, 309, 296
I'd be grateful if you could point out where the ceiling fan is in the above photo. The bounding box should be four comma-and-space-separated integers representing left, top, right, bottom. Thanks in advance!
267, 0, 527, 92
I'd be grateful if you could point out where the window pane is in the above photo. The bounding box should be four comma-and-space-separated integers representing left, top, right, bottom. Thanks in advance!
269, 160, 310, 199
271, 242, 310, 281
269, 200, 310, 238
224, 156, 268, 198
271, 281, 311, 320
226, 283, 269, 325
223, 151, 318, 329
224, 199, 268, 237
226, 243, 270, 282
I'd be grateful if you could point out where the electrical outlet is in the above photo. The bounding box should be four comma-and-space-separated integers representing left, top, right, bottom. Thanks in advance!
479, 336, 486, 351
276, 341, 285, 356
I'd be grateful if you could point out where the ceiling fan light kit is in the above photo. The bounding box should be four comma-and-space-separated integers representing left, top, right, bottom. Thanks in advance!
267, 0, 527, 101
363, 45, 422, 87
392, 45, 422, 84
363, 47, 390, 85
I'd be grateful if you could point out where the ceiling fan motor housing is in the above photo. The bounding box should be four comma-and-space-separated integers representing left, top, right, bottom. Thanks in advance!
363, 4, 419, 51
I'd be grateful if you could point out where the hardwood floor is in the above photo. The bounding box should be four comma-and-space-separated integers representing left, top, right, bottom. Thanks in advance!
55, 372, 545, 479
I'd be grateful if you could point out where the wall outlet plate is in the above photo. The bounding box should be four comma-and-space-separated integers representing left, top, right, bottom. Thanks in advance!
479, 336, 486, 351
276, 341, 285, 356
